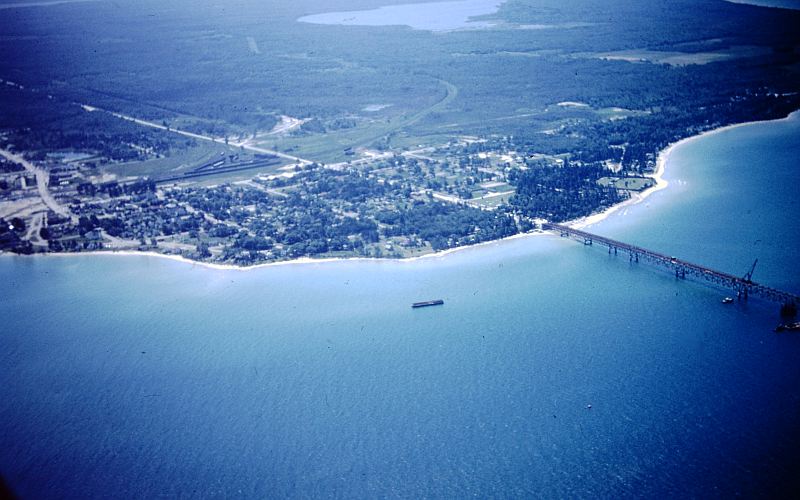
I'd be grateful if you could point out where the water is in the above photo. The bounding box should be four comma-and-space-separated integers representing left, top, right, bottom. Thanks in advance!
593, 114, 800, 294
0, 1, 99, 10
298, 0, 502, 32
2, 114, 800, 497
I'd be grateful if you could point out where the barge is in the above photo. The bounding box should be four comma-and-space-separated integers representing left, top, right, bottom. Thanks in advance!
412, 299, 444, 309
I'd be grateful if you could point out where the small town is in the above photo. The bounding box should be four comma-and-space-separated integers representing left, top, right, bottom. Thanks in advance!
1, 121, 642, 264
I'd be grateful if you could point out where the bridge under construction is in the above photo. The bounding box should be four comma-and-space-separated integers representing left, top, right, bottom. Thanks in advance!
543, 223, 799, 309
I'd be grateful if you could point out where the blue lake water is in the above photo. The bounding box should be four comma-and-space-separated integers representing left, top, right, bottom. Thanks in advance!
593, 115, 800, 295
2, 114, 800, 497
298, 0, 502, 31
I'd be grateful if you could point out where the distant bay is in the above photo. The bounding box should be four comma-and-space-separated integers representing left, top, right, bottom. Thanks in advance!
1, 113, 800, 497
298, 0, 503, 31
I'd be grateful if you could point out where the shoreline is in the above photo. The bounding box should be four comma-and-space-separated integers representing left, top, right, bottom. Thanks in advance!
724, 0, 800, 11
3, 110, 797, 272
567, 109, 799, 230
5, 230, 548, 272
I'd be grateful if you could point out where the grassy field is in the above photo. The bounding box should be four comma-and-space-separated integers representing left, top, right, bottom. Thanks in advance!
470, 192, 516, 209
258, 79, 458, 163
101, 142, 231, 178
103, 141, 290, 184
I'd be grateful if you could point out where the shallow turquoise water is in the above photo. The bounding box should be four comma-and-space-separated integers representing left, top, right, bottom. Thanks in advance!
595, 114, 800, 294
1, 114, 799, 497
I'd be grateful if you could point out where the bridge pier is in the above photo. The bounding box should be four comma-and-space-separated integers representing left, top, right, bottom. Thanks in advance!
544, 223, 799, 309
737, 286, 749, 301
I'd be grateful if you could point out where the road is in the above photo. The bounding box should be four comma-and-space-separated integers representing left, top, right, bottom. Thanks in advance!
0, 148, 78, 223
327, 151, 394, 170
80, 105, 314, 166
23, 212, 47, 247
238, 180, 290, 198
77, 78, 457, 172
264, 115, 307, 136
401, 79, 458, 129
349, 78, 459, 152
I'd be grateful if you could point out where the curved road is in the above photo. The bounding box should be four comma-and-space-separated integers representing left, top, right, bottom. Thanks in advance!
0, 148, 78, 223
352, 78, 459, 151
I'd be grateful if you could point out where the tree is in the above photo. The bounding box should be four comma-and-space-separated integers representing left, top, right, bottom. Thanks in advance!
10, 217, 25, 232
197, 242, 211, 258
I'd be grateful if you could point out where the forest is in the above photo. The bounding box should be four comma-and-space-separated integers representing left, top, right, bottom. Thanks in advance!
2, 0, 799, 161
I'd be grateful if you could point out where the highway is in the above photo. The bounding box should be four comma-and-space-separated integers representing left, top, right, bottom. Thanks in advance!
80, 104, 314, 166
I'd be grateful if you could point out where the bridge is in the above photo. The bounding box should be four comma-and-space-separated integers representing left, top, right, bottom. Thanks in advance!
543, 223, 799, 307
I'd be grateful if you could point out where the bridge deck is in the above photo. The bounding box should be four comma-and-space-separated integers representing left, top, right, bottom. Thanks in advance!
543, 223, 798, 305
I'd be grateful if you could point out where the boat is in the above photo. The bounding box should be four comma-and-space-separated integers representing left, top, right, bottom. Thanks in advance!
775, 322, 800, 333
722, 297, 734, 304
412, 299, 444, 309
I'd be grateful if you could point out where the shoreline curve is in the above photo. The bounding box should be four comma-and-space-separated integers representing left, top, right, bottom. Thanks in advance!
2, 110, 798, 272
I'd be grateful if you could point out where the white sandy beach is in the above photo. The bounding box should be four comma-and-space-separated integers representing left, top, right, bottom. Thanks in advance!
32, 229, 545, 272
568, 109, 800, 230
3, 111, 798, 272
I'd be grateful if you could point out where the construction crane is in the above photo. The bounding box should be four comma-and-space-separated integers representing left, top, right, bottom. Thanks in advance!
743, 258, 758, 284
